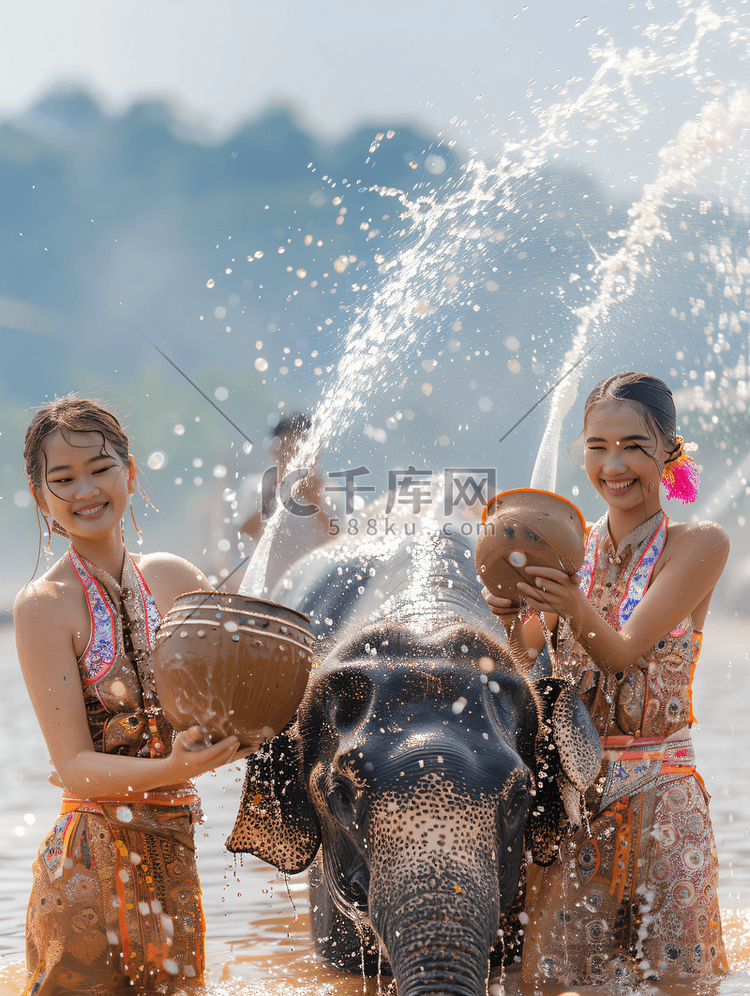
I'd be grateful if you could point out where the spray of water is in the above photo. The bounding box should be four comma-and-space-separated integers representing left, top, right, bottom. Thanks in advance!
239, 3, 750, 601
532, 88, 750, 490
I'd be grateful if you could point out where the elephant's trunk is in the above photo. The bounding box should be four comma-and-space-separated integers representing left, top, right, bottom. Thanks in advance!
365, 770, 509, 996
384, 916, 495, 996
373, 887, 499, 996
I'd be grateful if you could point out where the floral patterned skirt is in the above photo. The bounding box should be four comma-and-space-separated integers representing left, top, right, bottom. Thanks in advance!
23, 801, 204, 995
522, 742, 727, 986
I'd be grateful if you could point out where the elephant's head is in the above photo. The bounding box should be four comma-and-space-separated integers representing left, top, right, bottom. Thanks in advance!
228, 621, 601, 996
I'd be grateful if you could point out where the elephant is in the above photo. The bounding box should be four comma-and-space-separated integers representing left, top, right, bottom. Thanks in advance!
227, 516, 602, 996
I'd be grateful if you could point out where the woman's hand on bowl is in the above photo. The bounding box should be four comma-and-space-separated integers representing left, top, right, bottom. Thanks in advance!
482, 587, 522, 626
517, 566, 583, 617
170, 725, 244, 777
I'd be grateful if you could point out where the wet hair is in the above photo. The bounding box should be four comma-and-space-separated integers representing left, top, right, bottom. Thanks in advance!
584, 372, 680, 464
24, 394, 131, 494
271, 411, 311, 440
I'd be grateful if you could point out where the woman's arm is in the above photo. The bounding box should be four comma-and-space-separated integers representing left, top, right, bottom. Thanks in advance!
515, 521, 729, 673
14, 582, 242, 799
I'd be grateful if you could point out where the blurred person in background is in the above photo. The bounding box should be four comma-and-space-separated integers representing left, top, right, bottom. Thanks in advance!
240, 412, 330, 594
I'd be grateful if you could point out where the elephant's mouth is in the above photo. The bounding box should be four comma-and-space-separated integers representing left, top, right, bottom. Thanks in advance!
323, 839, 371, 916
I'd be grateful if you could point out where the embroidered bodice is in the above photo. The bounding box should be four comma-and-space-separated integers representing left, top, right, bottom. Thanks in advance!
70, 546, 173, 757
557, 511, 699, 740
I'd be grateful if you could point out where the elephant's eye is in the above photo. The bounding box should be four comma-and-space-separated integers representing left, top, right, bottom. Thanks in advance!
329, 779, 360, 829
505, 778, 531, 823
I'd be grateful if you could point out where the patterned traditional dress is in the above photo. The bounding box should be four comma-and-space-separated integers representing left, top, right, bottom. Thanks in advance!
522, 511, 727, 986
23, 548, 205, 995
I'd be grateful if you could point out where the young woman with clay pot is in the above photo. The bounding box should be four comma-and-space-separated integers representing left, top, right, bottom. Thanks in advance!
14, 395, 249, 994
484, 372, 729, 986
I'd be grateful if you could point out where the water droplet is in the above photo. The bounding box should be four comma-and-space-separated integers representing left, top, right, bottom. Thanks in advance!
214, 386, 229, 401
147, 450, 167, 471
206, 279, 215, 288
425, 154, 447, 175
173, 424, 185, 436
255, 357, 269, 372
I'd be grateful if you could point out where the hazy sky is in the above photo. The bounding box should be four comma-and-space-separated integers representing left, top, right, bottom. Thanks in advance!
1, 0, 747, 190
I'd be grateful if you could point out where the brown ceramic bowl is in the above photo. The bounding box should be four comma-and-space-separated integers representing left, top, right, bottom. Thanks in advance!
475, 488, 587, 605
153, 591, 315, 746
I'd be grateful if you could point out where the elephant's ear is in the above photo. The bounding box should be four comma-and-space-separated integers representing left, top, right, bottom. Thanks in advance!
226, 726, 321, 873
526, 678, 603, 866
551, 683, 603, 791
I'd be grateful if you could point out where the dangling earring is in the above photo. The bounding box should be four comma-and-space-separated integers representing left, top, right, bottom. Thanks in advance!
37, 507, 54, 558
130, 498, 143, 546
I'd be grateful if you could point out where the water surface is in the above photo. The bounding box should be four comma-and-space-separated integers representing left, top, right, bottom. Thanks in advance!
1, 619, 749, 995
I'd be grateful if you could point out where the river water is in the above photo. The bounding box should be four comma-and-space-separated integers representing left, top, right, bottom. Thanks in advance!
1, 615, 749, 996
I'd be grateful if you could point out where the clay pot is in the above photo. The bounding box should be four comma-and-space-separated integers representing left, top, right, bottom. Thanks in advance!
475, 488, 587, 605
153, 591, 315, 746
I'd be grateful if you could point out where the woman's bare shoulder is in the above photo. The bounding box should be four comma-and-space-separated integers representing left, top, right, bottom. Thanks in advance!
13, 556, 78, 621
667, 518, 729, 553
13, 563, 88, 667
132, 551, 213, 611
664, 519, 730, 578
134, 550, 209, 583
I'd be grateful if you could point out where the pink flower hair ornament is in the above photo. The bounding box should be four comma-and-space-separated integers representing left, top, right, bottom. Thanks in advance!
661, 435, 700, 504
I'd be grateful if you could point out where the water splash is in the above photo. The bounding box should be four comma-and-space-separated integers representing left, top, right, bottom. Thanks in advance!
238, 6, 750, 597
532, 88, 750, 491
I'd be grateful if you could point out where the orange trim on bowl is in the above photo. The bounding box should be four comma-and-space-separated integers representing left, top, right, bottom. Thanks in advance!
481, 487, 587, 533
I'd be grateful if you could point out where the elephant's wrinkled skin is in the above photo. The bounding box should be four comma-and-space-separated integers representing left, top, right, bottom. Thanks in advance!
228, 521, 601, 996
